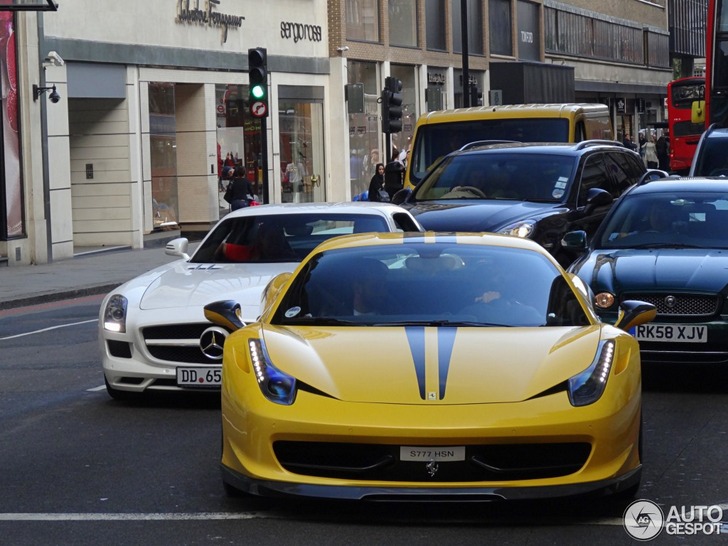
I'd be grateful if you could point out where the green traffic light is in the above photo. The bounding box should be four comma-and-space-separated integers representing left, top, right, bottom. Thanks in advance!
251, 84, 266, 99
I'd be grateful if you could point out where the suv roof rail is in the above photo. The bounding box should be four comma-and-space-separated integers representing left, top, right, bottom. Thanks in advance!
574, 139, 624, 150
458, 140, 520, 151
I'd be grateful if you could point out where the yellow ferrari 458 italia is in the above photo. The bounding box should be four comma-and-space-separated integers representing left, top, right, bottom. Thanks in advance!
204, 232, 656, 501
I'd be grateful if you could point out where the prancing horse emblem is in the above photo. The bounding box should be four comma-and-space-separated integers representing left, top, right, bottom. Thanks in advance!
426, 460, 439, 478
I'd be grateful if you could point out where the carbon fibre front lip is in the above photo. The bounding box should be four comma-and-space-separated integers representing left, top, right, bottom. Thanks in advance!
220, 464, 641, 501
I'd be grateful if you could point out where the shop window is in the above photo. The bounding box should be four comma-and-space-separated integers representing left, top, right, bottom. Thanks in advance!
149, 83, 179, 232
347, 61, 380, 200
0, 12, 22, 239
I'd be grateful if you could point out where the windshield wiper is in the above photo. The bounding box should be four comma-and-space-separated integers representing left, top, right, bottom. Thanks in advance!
283, 317, 358, 326
629, 243, 702, 249
372, 320, 512, 327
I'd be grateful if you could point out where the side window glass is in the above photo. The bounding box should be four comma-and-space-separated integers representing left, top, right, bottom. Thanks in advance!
603, 153, 638, 197
392, 212, 420, 232
574, 121, 586, 142
577, 154, 609, 206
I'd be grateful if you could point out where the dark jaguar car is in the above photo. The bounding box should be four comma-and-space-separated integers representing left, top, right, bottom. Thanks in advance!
393, 140, 663, 266
564, 177, 728, 365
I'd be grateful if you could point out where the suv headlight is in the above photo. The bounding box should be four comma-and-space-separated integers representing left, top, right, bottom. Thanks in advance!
594, 292, 616, 309
567, 340, 615, 406
249, 338, 297, 405
103, 294, 128, 333
498, 220, 535, 239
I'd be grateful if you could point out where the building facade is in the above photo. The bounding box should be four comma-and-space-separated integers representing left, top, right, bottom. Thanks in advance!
0, 0, 699, 266
2, 0, 332, 266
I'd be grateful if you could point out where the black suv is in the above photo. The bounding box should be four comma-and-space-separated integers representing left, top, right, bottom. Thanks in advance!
393, 140, 662, 266
688, 123, 728, 176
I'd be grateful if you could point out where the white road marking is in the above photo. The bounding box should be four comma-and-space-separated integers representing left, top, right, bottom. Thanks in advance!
0, 319, 98, 340
86, 385, 107, 392
0, 512, 271, 521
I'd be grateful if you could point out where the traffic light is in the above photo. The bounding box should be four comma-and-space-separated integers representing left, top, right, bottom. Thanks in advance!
381, 76, 403, 133
248, 47, 268, 117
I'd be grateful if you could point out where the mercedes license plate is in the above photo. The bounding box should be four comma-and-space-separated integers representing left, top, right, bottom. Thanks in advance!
633, 324, 707, 343
400, 446, 465, 462
176, 366, 222, 387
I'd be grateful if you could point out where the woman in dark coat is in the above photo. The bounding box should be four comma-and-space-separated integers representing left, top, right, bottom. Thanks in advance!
367, 163, 387, 202
226, 165, 254, 210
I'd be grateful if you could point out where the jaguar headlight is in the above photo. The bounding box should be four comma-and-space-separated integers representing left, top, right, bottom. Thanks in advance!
249, 338, 297, 405
103, 294, 128, 333
594, 292, 615, 309
498, 220, 535, 239
568, 340, 615, 407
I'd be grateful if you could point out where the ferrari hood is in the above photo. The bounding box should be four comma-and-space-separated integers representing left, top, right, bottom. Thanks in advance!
262, 325, 603, 404
407, 201, 560, 232
139, 261, 294, 317
578, 249, 728, 293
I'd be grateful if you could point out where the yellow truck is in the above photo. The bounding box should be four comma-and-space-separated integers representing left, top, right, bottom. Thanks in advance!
405, 103, 613, 188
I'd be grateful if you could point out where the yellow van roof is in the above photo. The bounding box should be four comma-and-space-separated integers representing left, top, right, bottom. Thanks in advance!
417, 103, 608, 124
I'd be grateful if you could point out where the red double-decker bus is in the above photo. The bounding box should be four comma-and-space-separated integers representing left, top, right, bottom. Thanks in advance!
705, 0, 728, 126
667, 76, 705, 173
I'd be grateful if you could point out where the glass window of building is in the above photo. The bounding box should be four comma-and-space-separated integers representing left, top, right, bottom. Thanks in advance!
278, 87, 326, 204
346, 0, 380, 42
347, 61, 380, 199
1, 11, 22, 239
426, 0, 447, 51
517, 0, 539, 61
426, 70, 447, 111
149, 83, 179, 231
451, 0, 484, 55
389, 0, 417, 47
489, 0, 512, 56
214, 85, 262, 212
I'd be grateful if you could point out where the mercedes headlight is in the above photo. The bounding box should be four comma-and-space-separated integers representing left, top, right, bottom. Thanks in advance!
249, 338, 297, 405
567, 340, 615, 407
103, 294, 128, 333
498, 220, 535, 239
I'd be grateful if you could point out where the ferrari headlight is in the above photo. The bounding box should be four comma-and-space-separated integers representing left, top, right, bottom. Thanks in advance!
567, 340, 615, 407
103, 294, 128, 333
498, 220, 535, 239
249, 338, 297, 405
594, 292, 615, 309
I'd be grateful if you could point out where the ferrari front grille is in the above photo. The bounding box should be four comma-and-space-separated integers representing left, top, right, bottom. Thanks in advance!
273, 441, 591, 482
622, 293, 720, 318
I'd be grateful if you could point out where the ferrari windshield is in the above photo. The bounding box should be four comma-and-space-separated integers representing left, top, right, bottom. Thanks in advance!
413, 152, 576, 203
273, 242, 591, 327
597, 192, 728, 249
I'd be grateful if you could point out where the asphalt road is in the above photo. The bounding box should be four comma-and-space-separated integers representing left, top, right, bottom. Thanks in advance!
1, 297, 728, 545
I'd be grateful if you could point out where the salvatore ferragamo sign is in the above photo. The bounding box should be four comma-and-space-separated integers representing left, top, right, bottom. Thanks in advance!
175, 0, 244, 44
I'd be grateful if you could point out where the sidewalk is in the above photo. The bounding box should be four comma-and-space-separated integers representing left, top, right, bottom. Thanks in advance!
0, 244, 189, 310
